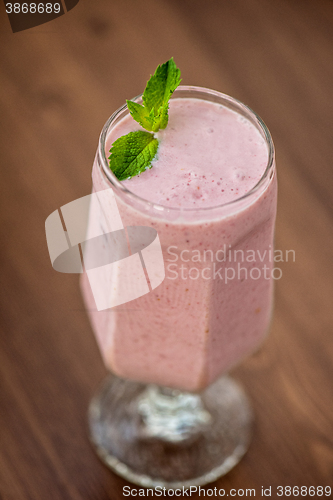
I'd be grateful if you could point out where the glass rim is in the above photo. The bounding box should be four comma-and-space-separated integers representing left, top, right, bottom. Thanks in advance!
98, 85, 275, 214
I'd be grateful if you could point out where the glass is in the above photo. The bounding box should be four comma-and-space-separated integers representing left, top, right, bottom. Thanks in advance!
81, 86, 277, 487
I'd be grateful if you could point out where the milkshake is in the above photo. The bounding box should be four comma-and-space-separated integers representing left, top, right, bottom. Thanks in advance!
81, 86, 277, 392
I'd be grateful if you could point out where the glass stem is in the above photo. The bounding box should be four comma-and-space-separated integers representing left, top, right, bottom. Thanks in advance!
136, 384, 212, 443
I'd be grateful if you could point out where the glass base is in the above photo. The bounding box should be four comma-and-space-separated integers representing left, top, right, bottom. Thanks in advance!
88, 374, 253, 488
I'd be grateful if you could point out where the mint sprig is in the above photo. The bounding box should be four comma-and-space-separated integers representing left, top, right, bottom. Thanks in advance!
109, 58, 181, 180
127, 58, 181, 132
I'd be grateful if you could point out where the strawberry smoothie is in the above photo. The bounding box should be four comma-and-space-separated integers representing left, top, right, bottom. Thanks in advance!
81, 87, 277, 392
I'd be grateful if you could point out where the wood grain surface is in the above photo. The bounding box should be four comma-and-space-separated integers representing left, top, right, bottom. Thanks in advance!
1, 0, 333, 498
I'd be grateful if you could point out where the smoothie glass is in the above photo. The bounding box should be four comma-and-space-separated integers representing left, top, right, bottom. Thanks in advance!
81, 87, 277, 487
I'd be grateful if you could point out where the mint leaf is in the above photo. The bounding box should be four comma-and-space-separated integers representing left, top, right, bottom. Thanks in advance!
127, 58, 181, 133
108, 131, 159, 181
126, 100, 155, 132
109, 58, 181, 180
143, 57, 181, 131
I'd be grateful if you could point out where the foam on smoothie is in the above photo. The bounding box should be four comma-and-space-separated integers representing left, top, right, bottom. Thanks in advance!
106, 98, 268, 207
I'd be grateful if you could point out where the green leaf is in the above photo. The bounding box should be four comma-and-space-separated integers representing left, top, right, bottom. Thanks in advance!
127, 58, 181, 133
109, 59, 180, 181
108, 131, 159, 181
143, 57, 181, 130
126, 100, 155, 132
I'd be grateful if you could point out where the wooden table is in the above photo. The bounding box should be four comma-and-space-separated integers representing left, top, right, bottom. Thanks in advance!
1, 1, 333, 498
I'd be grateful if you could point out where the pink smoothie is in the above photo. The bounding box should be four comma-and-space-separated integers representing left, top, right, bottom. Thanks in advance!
81, 89, 277, 392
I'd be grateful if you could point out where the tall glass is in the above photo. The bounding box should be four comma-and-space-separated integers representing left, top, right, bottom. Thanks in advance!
81, 87, 277, 487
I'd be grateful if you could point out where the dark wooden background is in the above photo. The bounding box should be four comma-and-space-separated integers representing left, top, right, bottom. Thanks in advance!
1, 0, 333, 498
